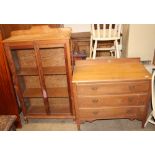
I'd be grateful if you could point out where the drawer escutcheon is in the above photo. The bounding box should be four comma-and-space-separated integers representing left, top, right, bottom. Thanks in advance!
92, 99, 99, 103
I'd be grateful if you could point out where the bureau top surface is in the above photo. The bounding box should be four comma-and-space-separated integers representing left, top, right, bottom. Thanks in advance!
3, 26, 71, 43
72, 58, 151, 83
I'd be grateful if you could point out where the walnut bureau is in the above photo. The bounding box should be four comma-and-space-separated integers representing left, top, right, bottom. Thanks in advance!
72, 58, 151, 130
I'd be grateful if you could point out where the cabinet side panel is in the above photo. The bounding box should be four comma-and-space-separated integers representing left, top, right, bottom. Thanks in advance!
0, 40, 21, 127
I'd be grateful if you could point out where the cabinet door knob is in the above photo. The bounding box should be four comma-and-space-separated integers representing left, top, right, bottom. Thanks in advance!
43, 89, 48, 98
92, 99, 99, 103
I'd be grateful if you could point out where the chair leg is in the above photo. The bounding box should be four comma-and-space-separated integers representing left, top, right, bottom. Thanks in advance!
93, 40, 97, 59
144, 111, 153, 127
110, 45, 115, 57
89, 36, 93, 58
113, 41, 117, 58
115, 40, 120, 58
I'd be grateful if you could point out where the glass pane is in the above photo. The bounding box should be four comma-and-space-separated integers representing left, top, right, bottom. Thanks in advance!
39, 47, 66, 75
24, 98, 45, 114
49, 98, 70, 114
11, 48, 38, 75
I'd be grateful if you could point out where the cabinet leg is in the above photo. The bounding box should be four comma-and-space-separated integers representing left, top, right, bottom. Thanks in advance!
142, 120, 145, 128
76, 120, 81, 131
77, 123, 81, 131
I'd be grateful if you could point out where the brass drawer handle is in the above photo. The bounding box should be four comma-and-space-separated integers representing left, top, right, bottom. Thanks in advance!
92, 99, 99, 103
93, 111, 99, 115
129, 85, 135, 91
91, 86, 98, 90
127, 109, 132, 114
128, 97, 133, 102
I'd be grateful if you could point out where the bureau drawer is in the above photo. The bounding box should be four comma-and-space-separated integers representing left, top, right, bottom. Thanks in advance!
78, 94, 148, 108
77, 82, 150, 95
79, 106, 145, 119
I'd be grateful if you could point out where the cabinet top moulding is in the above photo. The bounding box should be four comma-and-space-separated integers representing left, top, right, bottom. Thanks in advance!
3, 25, 72, 43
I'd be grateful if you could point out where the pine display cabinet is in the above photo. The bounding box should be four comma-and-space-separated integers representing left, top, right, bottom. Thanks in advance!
3, 26, 74, 121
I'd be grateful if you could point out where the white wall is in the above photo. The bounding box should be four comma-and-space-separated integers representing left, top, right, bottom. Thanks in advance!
64, 24, 91, 32
127, 24, 155, 61
64, 24, 155, 61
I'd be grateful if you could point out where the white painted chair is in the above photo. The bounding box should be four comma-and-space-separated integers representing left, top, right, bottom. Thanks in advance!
144, 70, 155, 127
90, 24, 122, 59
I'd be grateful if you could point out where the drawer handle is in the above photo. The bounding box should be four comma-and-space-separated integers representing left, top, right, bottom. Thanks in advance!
127, 109, 132, 114
92, 99, 99, 103
128, 97, 133, 102
93, 111, 99, 115
129, 85, 135, 91
91, 87, 98, 90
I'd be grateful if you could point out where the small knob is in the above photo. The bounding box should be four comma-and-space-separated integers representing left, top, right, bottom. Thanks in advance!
43, 89, 48, 98
92, 99, 99, 103
93, 111, 99, 115
91, 86, 98, 90
128, 97, 133, 102
129, 85, 135, 91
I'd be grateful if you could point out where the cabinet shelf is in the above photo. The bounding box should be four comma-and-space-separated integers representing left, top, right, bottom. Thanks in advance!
27, 103, 70, 115
23, 87, 69, 98
17, 66, 66, 75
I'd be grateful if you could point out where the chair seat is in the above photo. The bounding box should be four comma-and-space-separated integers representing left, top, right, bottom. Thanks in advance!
96, 47, 115, 51
87, 56, 114, 60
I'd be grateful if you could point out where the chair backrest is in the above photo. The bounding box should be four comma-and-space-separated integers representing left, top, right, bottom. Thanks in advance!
91, 24, 122, 39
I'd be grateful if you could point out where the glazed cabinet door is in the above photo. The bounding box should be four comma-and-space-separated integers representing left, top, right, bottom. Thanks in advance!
4, 41, 73, 120
34, 42, 72, 116
4, 43, 45, 119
